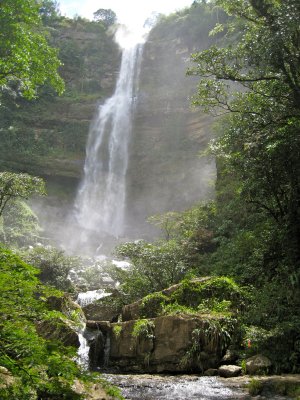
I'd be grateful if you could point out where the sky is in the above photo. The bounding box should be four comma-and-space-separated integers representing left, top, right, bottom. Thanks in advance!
58, 0, 194, 28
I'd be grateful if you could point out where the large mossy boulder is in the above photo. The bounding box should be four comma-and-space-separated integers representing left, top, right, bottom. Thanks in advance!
35, 318, 80, 348
246, 354, 272, 375
47, 294, 86, 324
35, 294, 87, 348
122, 277, 245, 322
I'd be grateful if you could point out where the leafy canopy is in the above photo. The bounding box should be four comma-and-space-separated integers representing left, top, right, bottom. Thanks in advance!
93, 8, 117, 27
0, 0, 64, 100
188, 0, 300, 264
0, 247, 81, 398
0, 172, 45, 217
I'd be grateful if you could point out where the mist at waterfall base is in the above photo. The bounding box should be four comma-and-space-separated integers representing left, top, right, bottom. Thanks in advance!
55, 17, 215, 256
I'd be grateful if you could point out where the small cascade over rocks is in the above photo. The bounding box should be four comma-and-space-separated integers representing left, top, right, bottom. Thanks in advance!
77, 330, 90, 369
77, 289, 111, 307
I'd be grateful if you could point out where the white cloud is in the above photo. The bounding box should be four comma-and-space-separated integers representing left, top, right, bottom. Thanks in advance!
59, 0, 193, 28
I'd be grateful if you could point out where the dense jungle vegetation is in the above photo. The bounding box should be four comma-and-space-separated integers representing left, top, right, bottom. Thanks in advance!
0, 0, 300, 398
111, 0, 300, 373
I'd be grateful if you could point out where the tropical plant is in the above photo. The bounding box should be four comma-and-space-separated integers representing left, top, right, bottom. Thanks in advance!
0, 0, 64, 99
0, 172, 45, 217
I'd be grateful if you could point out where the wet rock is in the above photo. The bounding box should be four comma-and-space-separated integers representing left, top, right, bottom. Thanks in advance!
204, 368, 219, 376
35, 318, 80, 348
245, 354, 272, 375
218, 365, 242, 378
86, 320, 111, 333
221, 348, 239, 364
122, 299, 143, 321
83, 302, 119, 321
46, 294, 86, 325
88, 330, 106, 369
107, 315, 233, 373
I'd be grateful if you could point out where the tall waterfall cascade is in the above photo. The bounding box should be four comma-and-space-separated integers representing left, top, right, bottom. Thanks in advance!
73, 27, 145, 249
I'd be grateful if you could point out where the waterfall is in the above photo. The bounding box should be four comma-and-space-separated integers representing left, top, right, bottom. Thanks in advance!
77, 329, 90, 369
73, 32, 144, 246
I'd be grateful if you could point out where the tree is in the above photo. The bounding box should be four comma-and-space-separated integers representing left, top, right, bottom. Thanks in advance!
0, 172, 45, 217
39, 0, 61, 25
93, 8, 117, 27
187, 0, 300, 268
0, 0, 64, 100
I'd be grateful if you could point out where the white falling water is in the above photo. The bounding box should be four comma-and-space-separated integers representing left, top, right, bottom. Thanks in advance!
77, 330, 90, 369
73, 28, 145, 245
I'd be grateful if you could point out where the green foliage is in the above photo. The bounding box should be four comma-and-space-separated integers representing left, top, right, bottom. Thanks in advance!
0, 0, 64, 99
113, 324, 122, 338
112, 202, 217, 302
131, 319, 155, 340
171, 277, 244, 311
20, 246, 78, 292
161, 303, 198, 316
113, 239, 189, 302
39, 0, 61, 26
140, 292, 170, 318
0, 172, 45, 217
1, 199, 41, 247
247, 378, 263, 396
93, 9, 117, 27
0, 247, 82, 398
185, 0, 300, 372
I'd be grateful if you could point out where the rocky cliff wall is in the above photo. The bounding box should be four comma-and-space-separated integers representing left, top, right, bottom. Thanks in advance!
125, 5, 220, 235
0, 4, 221, 245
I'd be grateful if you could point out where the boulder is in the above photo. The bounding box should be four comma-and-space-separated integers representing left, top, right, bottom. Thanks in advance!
221, 348, 239, 364
245, 354, 272, 375
204, 368, 219, 376
218, 365, 242, 378
46, 294, 86, 326
36, 318, 80, 348
83, 302, 118, 321
103, 314, 234, 373
121, 276, 243, 322
86, 320, 111, 333
122, 299, 143, 321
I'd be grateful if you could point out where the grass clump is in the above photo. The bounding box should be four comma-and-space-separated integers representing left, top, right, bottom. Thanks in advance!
247, 378, 263, 396
132, 319, 155, 340
113, 324, 122, 338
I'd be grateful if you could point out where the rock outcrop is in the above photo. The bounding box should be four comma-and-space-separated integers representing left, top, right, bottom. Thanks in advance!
85, 277, 243, 373
245, 354, 272, 375
35, 318, 80, 348
87, 314, 236, 373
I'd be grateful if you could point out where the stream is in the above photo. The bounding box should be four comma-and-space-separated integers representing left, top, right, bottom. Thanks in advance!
104, 374, 292, 400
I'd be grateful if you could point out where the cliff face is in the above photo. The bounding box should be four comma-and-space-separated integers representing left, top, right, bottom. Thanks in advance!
0, 17, 120, 180
125, 6, 219, 235
0, 4, 221, 244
